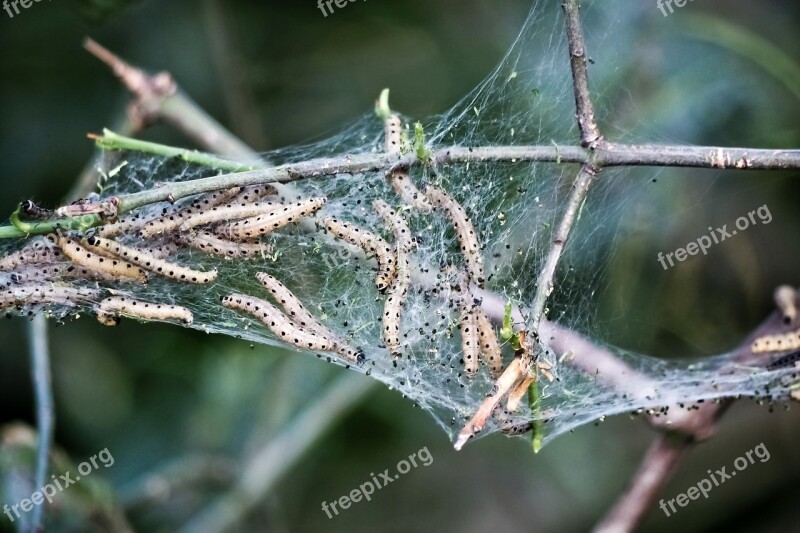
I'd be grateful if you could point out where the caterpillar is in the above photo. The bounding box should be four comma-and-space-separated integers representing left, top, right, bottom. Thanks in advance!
255, 272, 363, 363
752, 328, 800, 354
387, 170, 433, 213
98, 212, 161, 238
222, 293, 337, 353
460, 304, 480, 378
323, 217, 397, 291
475, 307, 504, 378
96, 296, 193, 326
227, 184, 278, 206
0, 235, 63, 271
9, 262, 120, 284
774, 285, 799, 325
178, 201, 286, 233
373, 200, 414, 253
182, 231, 273, 259
766, 349, 800, 371
374, 200, 412, 356
384, 113, 402, 155
57, 235, 148, 284
1, 283, 100, 312
21, 200, 53, 221
220, 197, 327, 240
139, 188, 244, 238
426, 185, 485, 287
84, 235, 217, 284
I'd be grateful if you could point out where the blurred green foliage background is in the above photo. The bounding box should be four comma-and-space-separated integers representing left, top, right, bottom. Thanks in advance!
0, 0, 799, 531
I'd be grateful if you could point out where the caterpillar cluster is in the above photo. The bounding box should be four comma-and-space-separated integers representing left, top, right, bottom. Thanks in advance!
0, 110, 506, 381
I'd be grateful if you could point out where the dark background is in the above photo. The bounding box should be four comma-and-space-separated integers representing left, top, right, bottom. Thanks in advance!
0, 0, 799, 531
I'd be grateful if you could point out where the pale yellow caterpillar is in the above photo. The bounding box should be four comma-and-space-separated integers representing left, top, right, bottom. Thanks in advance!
323, 217, 397, 291
182, 231, 273, 259
387, 170, 433, 213
57, 236, 148, 284
384, 113, 402, 155
139, 188, 244, 238
425, 185, 485, 287
97, 210, 166, 238
1, 283, 100, 312
373, 200, 412, 356
222, 293, 337, 353
227, 184, 278, 206
475, 307, 503, 378
84, 235, 217, 284
373, 200, 414, 253
752, 328, 800, 354
96, 296, 193, 327
460, 304, 480, 378
221, 197, 327, 240
774, 285, 799, 325
178, 201, 286, 233
9, 262, 119, 284
0, 235, 63, 271
255, 272, 363, 363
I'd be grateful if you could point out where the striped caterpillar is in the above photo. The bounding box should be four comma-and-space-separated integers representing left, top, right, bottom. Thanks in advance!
323, 217, 397, 291
84, 235, 217, 284
752, 328, 800, 354
255, 272, 363, 363
96, 296, 193, 326
219, 197, 327, 240
57, 235, 149, 284
1, 283, 100, 312
222, 293, 338, 353
425, 185, 485, 287
0, 235, 63, 271
374, 200, 413, 356
139, 188, 244, 238
182, 231, 273, 259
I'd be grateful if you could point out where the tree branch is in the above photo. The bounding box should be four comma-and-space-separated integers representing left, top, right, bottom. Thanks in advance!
28, 314, 53, 533
563, 0, 602, 148
83, 38, 260, 162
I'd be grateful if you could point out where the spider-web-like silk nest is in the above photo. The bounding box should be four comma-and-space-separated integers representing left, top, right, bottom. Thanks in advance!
1, 1, 796, 448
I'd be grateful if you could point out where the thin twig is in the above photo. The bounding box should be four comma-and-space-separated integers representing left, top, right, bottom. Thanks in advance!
530, 164, 598, 334
28, 314, 53, 533
177, 373, 376, 533
563, 0, 603, 148
83, 38, 259, 162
